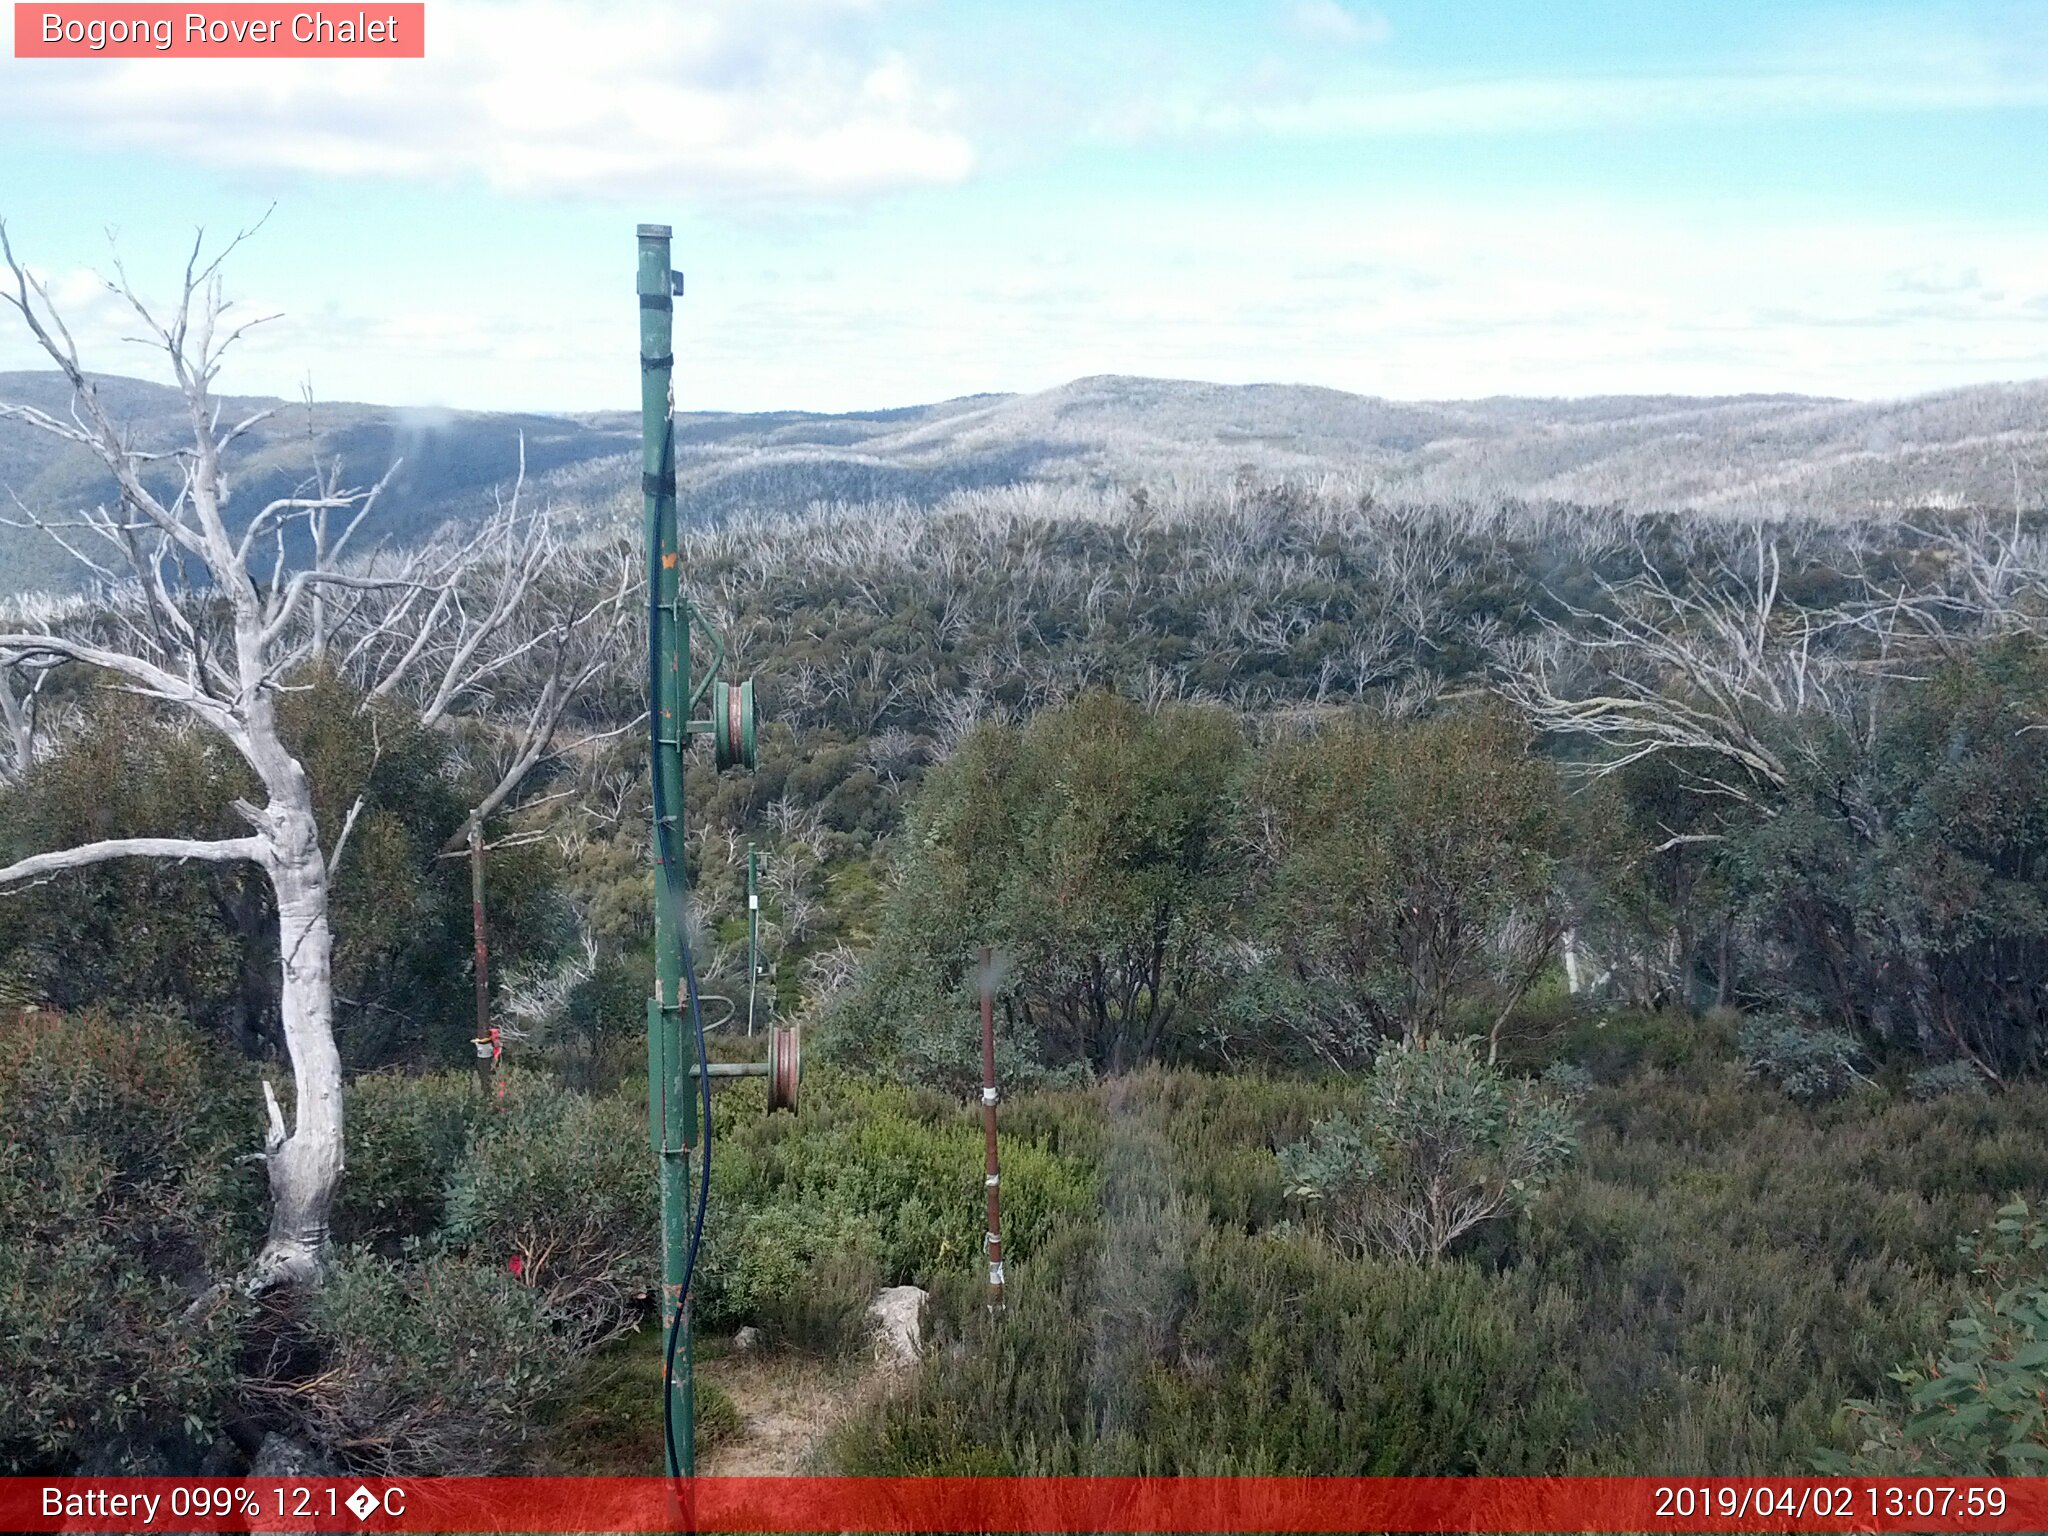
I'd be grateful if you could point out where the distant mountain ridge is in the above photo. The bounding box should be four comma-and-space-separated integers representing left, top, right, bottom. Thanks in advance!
4, 370, 2045, 596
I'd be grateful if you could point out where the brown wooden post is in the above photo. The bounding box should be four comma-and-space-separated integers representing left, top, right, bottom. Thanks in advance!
469, 818, 493, 1094
980, 944, 1004, 1314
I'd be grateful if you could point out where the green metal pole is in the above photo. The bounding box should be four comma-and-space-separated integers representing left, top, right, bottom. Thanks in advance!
639, 222, 695, 1477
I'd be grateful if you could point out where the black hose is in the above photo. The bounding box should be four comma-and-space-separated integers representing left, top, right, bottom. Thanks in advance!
651, 575, 714, 1483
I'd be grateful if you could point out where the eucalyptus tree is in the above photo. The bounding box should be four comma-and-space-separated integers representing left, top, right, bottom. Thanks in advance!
0, 222, 630, 1291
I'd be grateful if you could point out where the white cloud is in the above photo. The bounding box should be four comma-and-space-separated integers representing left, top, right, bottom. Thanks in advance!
1078, 9, 2048, 146
16, 199, 2048, 413
0, 0, 974, 202
1148, 66, 2048, 142
1285, 1, 1391, 49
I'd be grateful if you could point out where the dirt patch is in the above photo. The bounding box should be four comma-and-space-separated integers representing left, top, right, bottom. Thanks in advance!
698, 1349, 907, 1475
532, 1324, 915, 1475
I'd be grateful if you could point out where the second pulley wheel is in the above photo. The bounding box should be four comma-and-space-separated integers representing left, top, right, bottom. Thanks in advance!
712, 677, 756, 771
766, 1024, 800, 1113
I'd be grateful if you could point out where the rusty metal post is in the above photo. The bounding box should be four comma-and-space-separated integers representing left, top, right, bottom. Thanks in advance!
746, 842, 760, 1037
468, 818, 492, 1094
980, 945, 1005, 1314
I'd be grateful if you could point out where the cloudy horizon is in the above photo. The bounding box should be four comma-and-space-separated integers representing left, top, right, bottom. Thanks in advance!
3, 0, 2046, 414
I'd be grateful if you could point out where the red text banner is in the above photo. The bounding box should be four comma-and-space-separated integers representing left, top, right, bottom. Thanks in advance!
4, 1476, 2044, 1533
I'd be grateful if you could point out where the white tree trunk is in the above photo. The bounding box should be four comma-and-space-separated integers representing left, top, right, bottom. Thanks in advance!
0, 668, 34, 780
247, 801, 345, 1290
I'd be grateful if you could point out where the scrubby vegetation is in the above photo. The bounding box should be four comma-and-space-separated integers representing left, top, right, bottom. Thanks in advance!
4, 474, 2046, 1476
831, 1057, 2048, 1475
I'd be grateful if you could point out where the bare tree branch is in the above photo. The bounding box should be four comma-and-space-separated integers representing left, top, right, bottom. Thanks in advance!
0, 834, 265, 888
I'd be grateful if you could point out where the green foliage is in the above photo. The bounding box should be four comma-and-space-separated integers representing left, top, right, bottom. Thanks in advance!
1727, 640, 2048, 1075
532, 1326, 741, 1472
1278, 1037, 1577, 1261
697, 1195, 882, 1342
837, 1218, 1587, 1476
831, 1062, 2048, 1476
0, 1010, 258, 1472
834, 692, 1248, 1083
438, 1072, 657, 1351
841, 699, 1574, 1084
0, 698, 250, 1033
1739, 1014, 1867, 1104
264, 1248, 577, 1475
546, 949, 658, 1092
1909, 1061, 1990, 1102
693, 1069, 1096, 1338
1592, 754, 1740, 1012
332, 1071, 487, 1246
1245, 707, 1569, 1061
758, 1249, 884, 1358
0, 673, 571, 1069
1830, 1201, 2048, 1475
1550, 1006, 1736, 1083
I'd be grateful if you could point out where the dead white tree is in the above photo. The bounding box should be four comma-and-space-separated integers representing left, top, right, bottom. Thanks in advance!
1491, 535, 1832, 812
340, 459, 638, 853
1913, 511, 2048, 639
0, 220, 381, 1290
0, 657, 53, 779
0, 221, 629, 1292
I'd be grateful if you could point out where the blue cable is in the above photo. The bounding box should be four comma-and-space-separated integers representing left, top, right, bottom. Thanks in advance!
651, 574, 713, 1483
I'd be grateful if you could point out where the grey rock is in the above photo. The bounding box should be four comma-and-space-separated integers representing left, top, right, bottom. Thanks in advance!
250, 1432, 336, 1478
866, 1285, 927, 1368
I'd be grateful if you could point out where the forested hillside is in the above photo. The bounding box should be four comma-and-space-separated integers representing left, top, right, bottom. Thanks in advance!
4, 359, 2047, 1482
7, 369, 2048, 597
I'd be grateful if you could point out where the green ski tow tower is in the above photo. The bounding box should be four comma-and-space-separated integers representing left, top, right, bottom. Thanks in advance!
639, 222, 798, 1479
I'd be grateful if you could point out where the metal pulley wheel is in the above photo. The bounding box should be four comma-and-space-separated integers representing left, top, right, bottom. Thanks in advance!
712, 678, 757, 771
766, 1024, 800, 1113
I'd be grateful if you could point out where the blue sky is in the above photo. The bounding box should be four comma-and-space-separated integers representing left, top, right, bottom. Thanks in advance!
2, 0, 2046, 411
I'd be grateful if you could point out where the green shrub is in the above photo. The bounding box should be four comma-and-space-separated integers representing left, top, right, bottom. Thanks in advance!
1740, 1015, 1866, 1103
258, 1249, 576, 1475
832, 692, 1248, 1081
332, 1070, 484, 1246
1245, 707, 1569, 1060
439, 1073, 657, 1349
1830, 1200, 2048, 1474
694, 1070, 1096, 1334
835, 1209, 1587, 1475
1552, 1007, 1735, 1083
1751, 642, 2048, 1076
759, 1248, 884, 1358
1278, 1037, 1577, 1262
698, 1197, 883, 1337
1908, 1062, 1989, 1102
0, 701, 250, 1037
1540, 1060, 1595, 1098
0, 1010, 258, 1472
830, 1061, 2048, 1476
557, 952, 652, 1092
